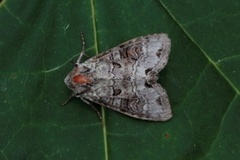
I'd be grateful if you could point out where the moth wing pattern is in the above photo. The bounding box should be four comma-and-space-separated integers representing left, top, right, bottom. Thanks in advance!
81, 33, 171, 80
82, 79, 172, 121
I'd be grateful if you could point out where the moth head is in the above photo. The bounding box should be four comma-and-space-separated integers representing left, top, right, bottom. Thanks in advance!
64, 63, 93, 93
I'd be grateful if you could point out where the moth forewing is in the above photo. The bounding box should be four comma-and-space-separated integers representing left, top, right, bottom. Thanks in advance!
64, 33, 172, 121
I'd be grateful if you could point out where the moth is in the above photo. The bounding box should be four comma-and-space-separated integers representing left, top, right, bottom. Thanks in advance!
63, 33, 172, 121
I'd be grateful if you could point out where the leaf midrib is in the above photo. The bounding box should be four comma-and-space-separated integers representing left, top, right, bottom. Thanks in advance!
90, 1, 109, 160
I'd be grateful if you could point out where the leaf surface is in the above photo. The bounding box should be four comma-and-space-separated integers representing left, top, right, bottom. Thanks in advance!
0, 0, 239, 159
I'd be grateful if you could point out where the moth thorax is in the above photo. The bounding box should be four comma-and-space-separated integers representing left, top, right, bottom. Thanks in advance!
72, 74, 92, 84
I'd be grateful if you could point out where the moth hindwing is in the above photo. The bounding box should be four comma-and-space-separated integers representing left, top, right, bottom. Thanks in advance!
64, 33, 172, 121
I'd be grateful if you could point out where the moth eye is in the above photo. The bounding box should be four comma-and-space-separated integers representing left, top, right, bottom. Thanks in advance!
74, 63, 78, 67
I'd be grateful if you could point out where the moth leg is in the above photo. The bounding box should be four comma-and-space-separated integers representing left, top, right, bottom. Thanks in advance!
61, 92, 75, 106
76, 31, 86, 64
80, 97, 103, 123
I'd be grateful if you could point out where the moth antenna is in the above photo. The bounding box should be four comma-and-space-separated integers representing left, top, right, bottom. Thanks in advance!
76, 31, 86, 64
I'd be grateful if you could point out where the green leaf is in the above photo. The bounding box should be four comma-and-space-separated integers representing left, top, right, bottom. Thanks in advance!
0, 0, 239, 159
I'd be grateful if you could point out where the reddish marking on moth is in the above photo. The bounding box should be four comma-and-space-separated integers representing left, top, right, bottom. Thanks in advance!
72, 74, 92, 84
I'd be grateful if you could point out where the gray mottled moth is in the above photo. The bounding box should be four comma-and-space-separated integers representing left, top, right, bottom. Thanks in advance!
63, 33, 172, 121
